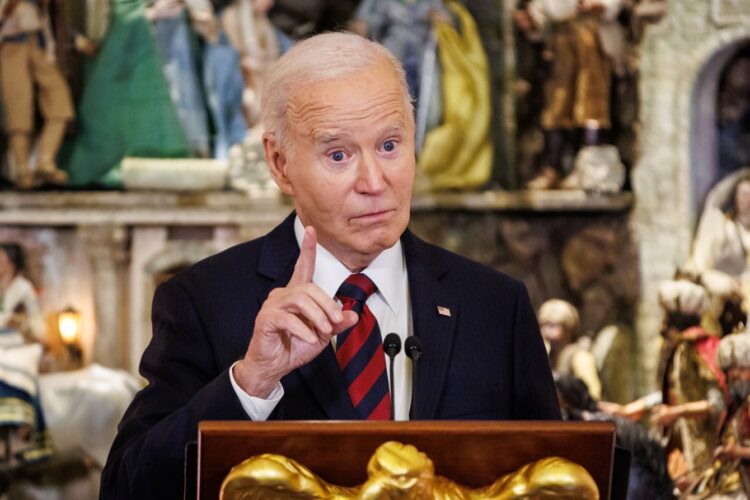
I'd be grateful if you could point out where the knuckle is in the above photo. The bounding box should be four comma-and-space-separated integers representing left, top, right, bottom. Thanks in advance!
279, 315, 296, 333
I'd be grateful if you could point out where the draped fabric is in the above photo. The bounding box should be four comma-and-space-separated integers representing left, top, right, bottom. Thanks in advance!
416, 1, 492, 191
151, 9, 211, 157
61, 0, 191, 187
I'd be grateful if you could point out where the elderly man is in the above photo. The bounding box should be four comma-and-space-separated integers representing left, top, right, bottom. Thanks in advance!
100, 32, 560, 499
652, 280, 727, 486
689, 333, 750, 497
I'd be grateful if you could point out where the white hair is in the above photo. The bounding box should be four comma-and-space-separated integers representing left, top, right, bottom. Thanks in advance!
538, 299, 580, 335
657, 280, 709, 317
260, 32, 414, 151
718, 333, 750, 370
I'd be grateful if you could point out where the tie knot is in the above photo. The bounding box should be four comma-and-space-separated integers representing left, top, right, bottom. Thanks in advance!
336, 273, 377, 303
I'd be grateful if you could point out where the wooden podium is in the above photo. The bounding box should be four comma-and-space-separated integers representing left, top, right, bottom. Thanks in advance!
196, 420, 616, 499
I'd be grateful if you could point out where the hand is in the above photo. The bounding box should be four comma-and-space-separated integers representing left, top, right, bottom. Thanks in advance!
189, 11, 219, 43
714, 443, 750, 461
715, 444, 732, 460
599, 398, 650, 421
428, 8, 452, 27
146, 0, 182, 21
651, 404, 681, 426
234, 227, 359, 398
597, 401, 625, 416
74, 34, 99, 57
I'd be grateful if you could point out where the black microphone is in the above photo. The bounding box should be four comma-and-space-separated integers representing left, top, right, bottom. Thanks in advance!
404, 336, 423, 420
383, 333, 401, 420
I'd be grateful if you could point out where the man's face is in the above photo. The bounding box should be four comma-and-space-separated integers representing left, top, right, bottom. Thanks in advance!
736, 180, 750, 218
541, 321, 569, 350
728, 365, 750, 403
0, 250, 12, 277
269, 60, 415, 270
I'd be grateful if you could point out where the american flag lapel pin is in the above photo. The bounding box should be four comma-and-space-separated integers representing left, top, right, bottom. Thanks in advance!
437, 306, 451, 317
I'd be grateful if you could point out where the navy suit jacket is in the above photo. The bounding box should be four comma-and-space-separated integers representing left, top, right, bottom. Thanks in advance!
100, 213, 560, 499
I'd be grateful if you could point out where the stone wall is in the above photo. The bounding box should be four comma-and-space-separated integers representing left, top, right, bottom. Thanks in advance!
633, 0, 750, 391
411, 209, 640, 402
411, 212, 639, 333
0, 191, 637, 399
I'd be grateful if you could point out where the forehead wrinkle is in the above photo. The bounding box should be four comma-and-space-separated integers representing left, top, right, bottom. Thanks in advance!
300, 99, 405, 126
287, 99, 332, 124
288, 88, 409, 137
312, 120, 406, 145
310, 110, 409, 146
305, 107, 410, 140
290, 87, 404, 114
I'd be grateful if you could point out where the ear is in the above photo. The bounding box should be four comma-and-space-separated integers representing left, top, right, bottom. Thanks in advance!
263, 131, 295, 196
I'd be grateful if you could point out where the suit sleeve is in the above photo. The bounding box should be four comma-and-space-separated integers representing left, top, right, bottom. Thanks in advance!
100, 279, 250, 500
511, 281, 562, 420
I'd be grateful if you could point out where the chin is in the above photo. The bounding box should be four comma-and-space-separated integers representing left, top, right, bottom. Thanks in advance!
357, 238, 397, 257
376, 224, 405, 246
340, 214, 408, 259
354, 230, 401, 257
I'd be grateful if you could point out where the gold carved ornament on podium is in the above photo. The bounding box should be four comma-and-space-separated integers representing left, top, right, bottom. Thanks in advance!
220, 441, 599, 499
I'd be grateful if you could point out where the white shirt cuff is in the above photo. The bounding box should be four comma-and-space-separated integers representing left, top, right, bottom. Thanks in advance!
229, 361, 284, 420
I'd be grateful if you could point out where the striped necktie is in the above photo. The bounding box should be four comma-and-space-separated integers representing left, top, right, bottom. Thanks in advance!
335, 273, 391, 420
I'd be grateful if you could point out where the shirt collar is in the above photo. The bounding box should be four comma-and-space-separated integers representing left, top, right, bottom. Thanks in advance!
294, 216, 405, 315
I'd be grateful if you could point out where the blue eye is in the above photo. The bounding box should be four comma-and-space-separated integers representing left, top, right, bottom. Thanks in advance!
330, 151, 345, 162
383, 140, 396, 152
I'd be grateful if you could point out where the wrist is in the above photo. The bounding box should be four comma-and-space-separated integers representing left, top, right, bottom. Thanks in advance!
233, 358, 280, 399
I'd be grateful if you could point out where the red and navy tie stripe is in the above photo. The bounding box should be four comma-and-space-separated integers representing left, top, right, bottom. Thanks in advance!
335, 273, 391, 420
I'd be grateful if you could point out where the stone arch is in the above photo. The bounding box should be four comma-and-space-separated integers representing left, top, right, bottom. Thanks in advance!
130, 242, 218, 371
633, 20, 750, 393
143, 242, 216, 277
678, 27, 750, 217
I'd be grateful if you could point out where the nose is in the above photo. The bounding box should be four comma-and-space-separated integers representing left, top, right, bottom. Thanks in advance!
354, 154, 387, 194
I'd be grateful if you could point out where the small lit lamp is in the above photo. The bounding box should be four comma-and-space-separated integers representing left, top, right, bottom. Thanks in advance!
58, 306, 82, 365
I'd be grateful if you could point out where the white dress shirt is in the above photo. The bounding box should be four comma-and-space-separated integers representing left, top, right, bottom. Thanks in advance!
230, 216, 413, 420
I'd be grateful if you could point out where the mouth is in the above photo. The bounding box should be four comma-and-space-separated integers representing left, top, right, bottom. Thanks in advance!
352, 209, 396, 224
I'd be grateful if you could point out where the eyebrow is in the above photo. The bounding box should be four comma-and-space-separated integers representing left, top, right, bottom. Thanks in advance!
314, 131, 346, 144
381, 125, 406, 136
313, 123, 408, 145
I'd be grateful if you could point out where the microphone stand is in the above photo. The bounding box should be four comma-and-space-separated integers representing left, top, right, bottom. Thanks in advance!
382, 333, 401, 421
405, 336, 423, 421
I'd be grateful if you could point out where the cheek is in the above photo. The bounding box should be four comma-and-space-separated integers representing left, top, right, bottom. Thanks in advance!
541, 326, 561, 339
289, 164, 344, 208
391, 162, 415, 196
305, 183, 354, 222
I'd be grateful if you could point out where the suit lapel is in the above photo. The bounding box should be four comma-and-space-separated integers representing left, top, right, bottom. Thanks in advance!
256, 213, 357, 420
402, 231, 458, 420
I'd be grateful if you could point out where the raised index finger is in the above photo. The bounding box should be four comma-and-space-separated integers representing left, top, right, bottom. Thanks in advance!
289, 225, 316, 285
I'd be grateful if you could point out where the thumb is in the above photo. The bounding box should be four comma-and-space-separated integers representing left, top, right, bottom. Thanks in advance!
290, 226, 316, 284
